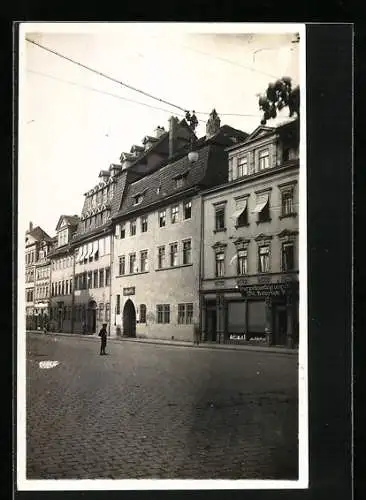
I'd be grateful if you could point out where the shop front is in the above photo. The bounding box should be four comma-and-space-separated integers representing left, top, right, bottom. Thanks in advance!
200, 274, 299, 348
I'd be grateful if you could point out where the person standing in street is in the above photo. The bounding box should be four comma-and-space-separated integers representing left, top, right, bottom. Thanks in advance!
98, 323, 108, 355
193, 322, 200, 346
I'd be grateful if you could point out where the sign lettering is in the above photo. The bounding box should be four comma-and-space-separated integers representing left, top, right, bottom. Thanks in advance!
123, 287, 135, 296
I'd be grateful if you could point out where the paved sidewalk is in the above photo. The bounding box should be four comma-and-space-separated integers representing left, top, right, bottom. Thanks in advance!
26, 330, 298, 355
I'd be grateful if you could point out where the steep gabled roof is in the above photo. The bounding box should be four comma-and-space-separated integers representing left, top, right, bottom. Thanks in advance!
55, 215, 80, 231
26, 226, 52, 242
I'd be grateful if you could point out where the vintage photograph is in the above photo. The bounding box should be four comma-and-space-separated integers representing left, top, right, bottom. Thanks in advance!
18, 22, 307, 490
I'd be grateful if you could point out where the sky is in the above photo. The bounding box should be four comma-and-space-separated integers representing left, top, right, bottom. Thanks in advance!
19, 23, 301, 237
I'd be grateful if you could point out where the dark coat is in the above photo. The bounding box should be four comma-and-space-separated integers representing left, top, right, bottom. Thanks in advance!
99, 328, 107, 343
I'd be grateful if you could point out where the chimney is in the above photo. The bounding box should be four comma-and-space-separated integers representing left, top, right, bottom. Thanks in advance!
29, 221, 33, 232
206, 109, 221, 139
154, 126, 165, 139
169, 116, 178, 158
98, 170, 110, 183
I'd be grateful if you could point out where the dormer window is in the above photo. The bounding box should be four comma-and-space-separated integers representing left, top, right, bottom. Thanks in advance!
173, 171, 189, 190
134, 194, 144, 205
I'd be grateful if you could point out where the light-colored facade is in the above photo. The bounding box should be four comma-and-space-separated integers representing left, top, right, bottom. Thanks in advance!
200, 119, 300, 347
25, 222, 52, 330
110, 111, 248, 341
112, 193, 201, 341
48, 216, 79, 332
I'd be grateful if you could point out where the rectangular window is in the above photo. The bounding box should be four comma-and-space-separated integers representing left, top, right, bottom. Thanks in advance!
259, 149, 270, 170
116, 294, 120, 315
178, 303, 193, 324
141, 216, 148, 233
120, 224, 126, 239
93, 270, 98, 288
99, 269, 105, 288
65, 280, 69, 295
228, 158, 233, 181
237, 249, 248, 275
158, 246, 165, 269
184, 200, 192, 219
157, 304, 170, 324
119, 256, 126, 275
69, 279, 72, 294
99, 303, 104, 321
129, 253, 136, 274
159, 210, 166, 227
215, 206, 226, 231
105, 267, 111, 286
171, 205, 179, 224
175, 177, 185, 189
282, 242, 295, 271
215, 252, 225, 277
130, 219, 136, 236
61, 281, 65, 295
237, 156, 248, 177
87, 271, 92, 289
258, 246, 270, 273
170, 243, 178, 267
183, 240, 192, 265
140, 250, 148, 272
281, 190, 294, 216
139, 304, 147, 323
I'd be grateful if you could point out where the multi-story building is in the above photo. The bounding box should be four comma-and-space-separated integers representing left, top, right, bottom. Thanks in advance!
200, 119, 300, 348
48, 215, 79, 332
25, 222, 52, 330
70, 117, 201, 336
110, 110, 248, 341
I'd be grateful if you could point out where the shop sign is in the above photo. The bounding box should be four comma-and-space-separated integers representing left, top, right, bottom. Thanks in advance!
238, 283, 291, 297
123, 287, 135, 296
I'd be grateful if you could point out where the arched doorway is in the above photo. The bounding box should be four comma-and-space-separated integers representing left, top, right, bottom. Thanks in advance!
87, 300, 97, 334
123, 299, 136, 338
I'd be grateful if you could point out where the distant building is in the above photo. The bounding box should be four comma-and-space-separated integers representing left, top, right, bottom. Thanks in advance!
200, 119, 300, 348
110, 110, 248, 341
25, 222, 52, 330
48, 215, 79, 332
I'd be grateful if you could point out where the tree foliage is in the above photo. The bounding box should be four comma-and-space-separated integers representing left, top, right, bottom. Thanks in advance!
258, 77, 300, 125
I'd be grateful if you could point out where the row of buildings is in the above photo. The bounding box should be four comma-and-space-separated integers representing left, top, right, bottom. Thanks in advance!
25, 110, 300, 348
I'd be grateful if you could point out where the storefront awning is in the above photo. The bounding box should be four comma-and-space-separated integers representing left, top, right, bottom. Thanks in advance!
93, 241, 99, 256
84, 243, 93, 260
252, 194, 268, 213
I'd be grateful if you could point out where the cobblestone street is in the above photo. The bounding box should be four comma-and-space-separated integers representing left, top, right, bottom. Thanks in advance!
26, 333, 298, 480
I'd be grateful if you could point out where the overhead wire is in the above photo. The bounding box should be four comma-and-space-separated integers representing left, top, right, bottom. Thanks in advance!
26, 37, 189, 114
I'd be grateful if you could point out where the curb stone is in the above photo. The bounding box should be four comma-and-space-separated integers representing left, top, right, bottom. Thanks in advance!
26, 330, 298, 356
